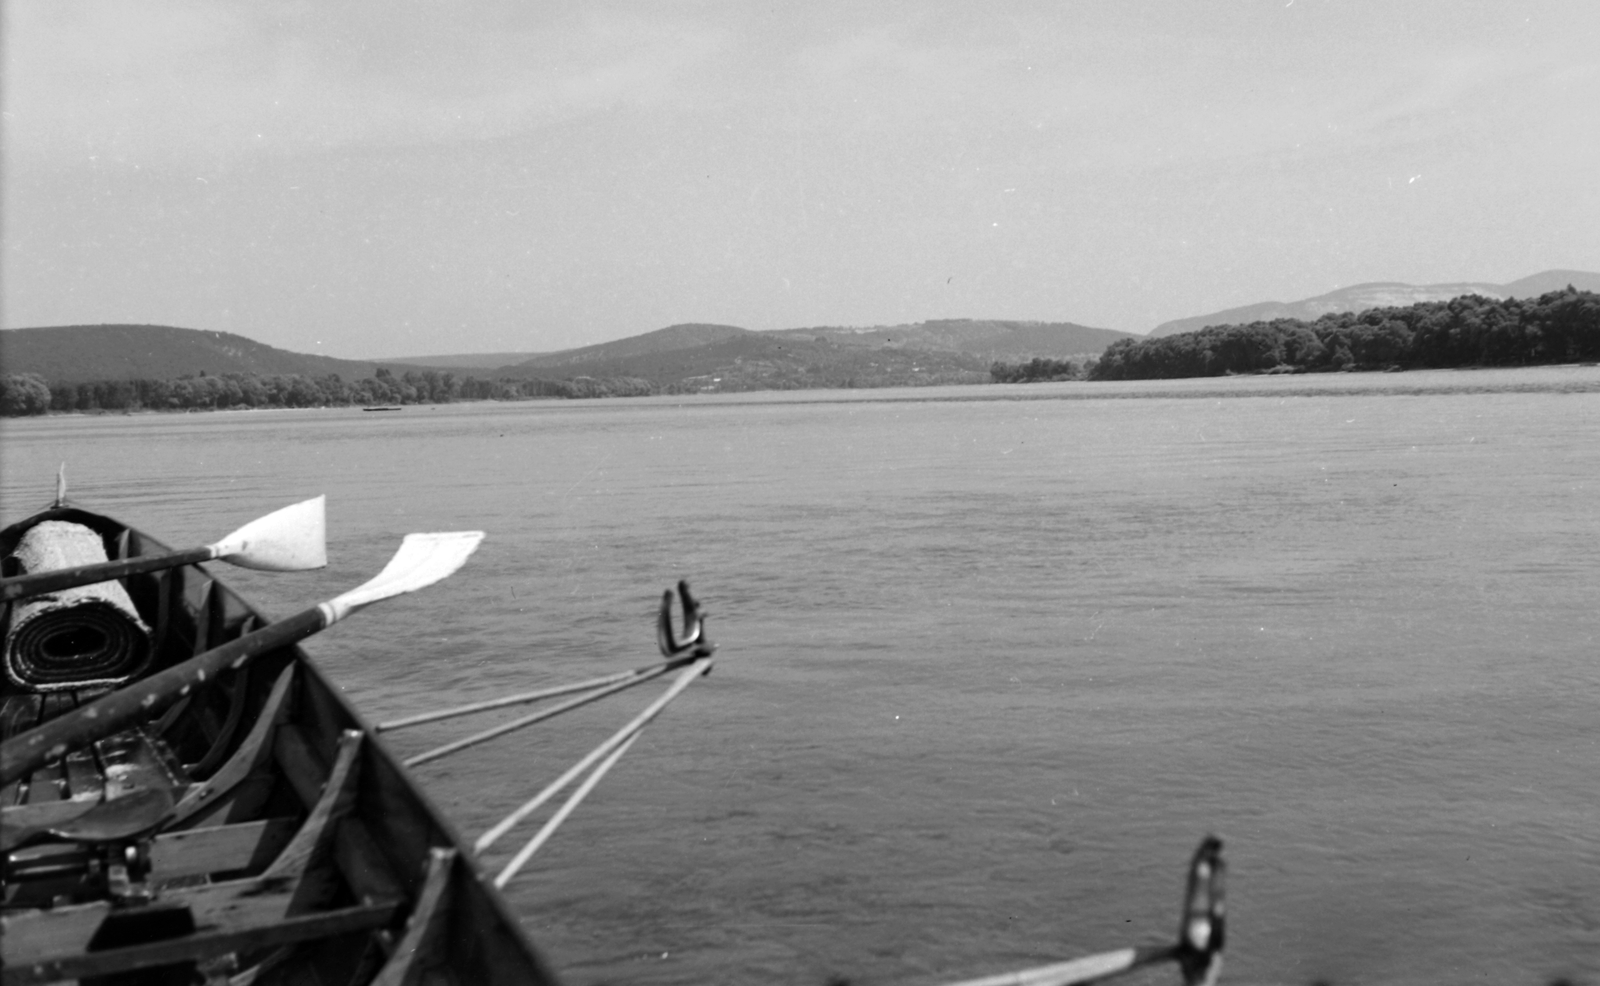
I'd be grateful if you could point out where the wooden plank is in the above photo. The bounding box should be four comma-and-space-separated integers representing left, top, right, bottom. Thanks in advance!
179, 877, 297, 929
190, 577, 215, 656
0, 900, 398, 984
0, 900, 111, 968
0, 695, 43, 806
148, 817, 299, 882
189, 668, 255, 777
223, 946, 295, 986
336, 818, 407, 906
273, 724, 327, 810
205, 574, 228, 652
0, 798, 96, 832
148, 565, 173, 656
0, 692, 43, 739
177, 771, 275, 830
263, 730, 362, 882
167, 663, 294, 829
355, 738, 446, 900
371, 848, 455, 986
0, 694, 43, 800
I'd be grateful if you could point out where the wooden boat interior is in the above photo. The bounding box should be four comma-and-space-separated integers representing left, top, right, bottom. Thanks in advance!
2, 505, 558, 986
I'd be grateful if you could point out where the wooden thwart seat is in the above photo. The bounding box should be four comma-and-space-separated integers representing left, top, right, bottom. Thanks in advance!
2, 893, 399, 984
0, 729, 417, 985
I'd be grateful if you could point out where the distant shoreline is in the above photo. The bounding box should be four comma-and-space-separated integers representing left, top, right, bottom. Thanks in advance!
8, 363, 1600, 420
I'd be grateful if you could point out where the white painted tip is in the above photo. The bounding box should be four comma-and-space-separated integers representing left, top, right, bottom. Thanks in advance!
210, 495, 328, 571
322, 530, 485, 623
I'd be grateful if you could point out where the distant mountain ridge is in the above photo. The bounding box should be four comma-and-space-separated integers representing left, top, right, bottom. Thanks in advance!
513, 323, 752, 370
376, 319, 1131, 373
8, 273, 1593, 393
0, 324, 448, 383
380, 351, 546, 370
1148, 269, 1600, 338
768, 319, 1129, 357
0, 319, 1122, 394
480, 319, 1132, 390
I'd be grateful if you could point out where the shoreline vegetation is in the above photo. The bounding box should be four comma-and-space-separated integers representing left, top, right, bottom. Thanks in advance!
1085, 286, 1598, 381
4, 289, 1596, 417
0, 367, 660, 417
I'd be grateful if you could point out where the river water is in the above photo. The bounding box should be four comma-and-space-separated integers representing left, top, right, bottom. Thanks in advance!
3, 367, 1597, 986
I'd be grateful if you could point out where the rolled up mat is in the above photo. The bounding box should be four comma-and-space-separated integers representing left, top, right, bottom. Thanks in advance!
4, 521, 152, 692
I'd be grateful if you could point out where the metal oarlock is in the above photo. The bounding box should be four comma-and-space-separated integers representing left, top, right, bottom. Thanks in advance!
658, 580, 715, 659
1176, 835, 1226, 986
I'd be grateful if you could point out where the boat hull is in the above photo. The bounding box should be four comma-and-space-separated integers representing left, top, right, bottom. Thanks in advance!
1, 505, 559, 985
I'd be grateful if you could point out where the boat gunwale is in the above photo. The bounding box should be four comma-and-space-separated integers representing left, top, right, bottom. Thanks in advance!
1, 502, 560, 985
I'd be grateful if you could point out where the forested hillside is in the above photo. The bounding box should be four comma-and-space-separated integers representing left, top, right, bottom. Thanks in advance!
1092, 288, 1600, 380
1148, 269, 1600, 338
0, 324, 429, 382
0, 368, 657, 415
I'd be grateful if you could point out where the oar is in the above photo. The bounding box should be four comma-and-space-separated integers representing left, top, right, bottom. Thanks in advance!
932, 836, 1225, 986
0, 787, 175, 852
475, 655, 714, 856
0, 496, 329, 602
0, 530, 484, 787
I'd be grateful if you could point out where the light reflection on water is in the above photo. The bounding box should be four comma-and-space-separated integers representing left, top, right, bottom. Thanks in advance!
3, 367, 1597, 986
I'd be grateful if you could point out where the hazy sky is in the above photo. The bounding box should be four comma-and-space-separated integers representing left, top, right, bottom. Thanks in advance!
4, 1, 1597, 358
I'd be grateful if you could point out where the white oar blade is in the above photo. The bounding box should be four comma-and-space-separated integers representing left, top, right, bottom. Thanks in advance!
209, 495, 328, 571
321, 531, 484, 623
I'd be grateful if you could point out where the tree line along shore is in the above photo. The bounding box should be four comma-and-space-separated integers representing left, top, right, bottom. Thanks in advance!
0, 367, 660, 416
3, 289, 1596, 415
1087, 286, 1598, 380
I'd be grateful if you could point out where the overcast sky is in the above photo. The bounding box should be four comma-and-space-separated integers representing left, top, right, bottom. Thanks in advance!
4, 1, 1597, 358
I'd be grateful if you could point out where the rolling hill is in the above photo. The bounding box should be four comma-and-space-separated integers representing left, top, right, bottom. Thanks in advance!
1148, 269, 1600, 338
512, 323, 753, 370
489, 328, 994, 391
380, 352, 546, 370
477, 319, 1131, 391
0, 319, 1110, 395
768, 319, 1131, 358
382, 319, 1132, 377
0, 324, 442, 383
10, 272, 1588, 397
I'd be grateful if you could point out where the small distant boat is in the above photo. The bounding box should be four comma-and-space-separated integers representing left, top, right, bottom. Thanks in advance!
361, 405, 403, 412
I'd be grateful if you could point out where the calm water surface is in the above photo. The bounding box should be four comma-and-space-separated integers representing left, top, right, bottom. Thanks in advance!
3, 368, 1597, 986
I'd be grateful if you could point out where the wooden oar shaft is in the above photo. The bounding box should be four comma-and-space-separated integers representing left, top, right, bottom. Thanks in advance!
936, 945, 1177, 986
403, 665, 672, 767
475, 656, 711, 854
379, 659, 684, 732
0, 546, 215, 602
0, 608, 325, 786
493, 731, 640, 888
2, 528, 477, 788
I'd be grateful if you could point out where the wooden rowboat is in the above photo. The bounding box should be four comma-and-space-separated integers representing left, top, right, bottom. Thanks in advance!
1, 487, 1223, 986
0, 498, 563, 985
